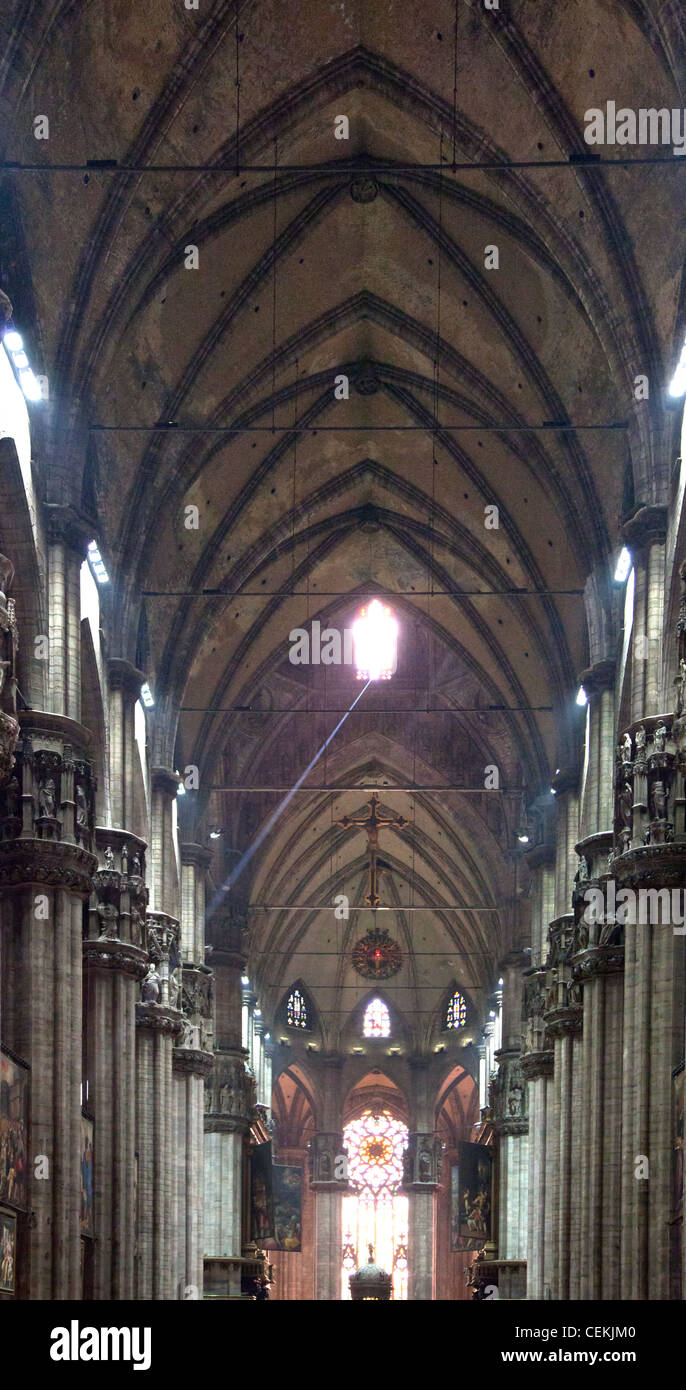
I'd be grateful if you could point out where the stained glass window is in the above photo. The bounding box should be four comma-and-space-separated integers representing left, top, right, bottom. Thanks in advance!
286, 987, 309, 1030
353, 600, 398, 681
341, 1110, 409, 1300
445, 990, 467, 1030
362, 997, 390, 1038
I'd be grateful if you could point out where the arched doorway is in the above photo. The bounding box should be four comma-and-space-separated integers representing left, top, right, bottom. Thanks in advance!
341, 1109, 409, 1300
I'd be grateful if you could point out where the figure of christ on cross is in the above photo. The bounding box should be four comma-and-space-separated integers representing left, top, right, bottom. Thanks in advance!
337, 792, 408, 908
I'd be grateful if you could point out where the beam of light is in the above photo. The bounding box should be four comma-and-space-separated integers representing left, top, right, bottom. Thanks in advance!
205, 680, 372, 923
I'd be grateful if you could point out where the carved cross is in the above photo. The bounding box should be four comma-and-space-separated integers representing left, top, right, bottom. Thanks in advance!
337, 791, 407, 908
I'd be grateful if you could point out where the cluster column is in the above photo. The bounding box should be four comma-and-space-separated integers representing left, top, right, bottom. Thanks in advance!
493, 951, 529, 1269
521, 834, 555, 1300
204, 924, 255, 1297
310, 1057, 347, 1301
174, 842, 213, 1298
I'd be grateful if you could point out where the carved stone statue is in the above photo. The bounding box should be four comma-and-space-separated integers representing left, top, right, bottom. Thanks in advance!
654, 722, 667, 753
676, 659, 686, 718
634, 725, 646, 754
618, 774, 633, 829
141, 963, 161, 1003
130, 904, 143, 945
619, 732, 632, 764
169, 969, 181, 1010
75, 783, 88, 828
574, 855, 589, 885
651, 780, 667, 820
97, 901, 119, 940
418, 1149, 432, 1183
4, 775, 19, 819
38, 778, 56, 818
103, 845, 114, 869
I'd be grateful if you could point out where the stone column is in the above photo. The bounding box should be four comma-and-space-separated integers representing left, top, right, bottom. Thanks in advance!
311, 1127, 347, 1301
84, 830, 148, 1300
44, 505, 91, 723
542, 922, 582, 1304
401, 1129, 441, 1300
107, 659, 145, 832
179, 842, 211, 966
0, 555, 19, 786
521, 835, 555, 1302
0, 711, 96, 1298
174, 841, 213, 1298
623, 506, 668, 724
521, 1046, 553, 1301
571, 658, 619, 1301
135, 913, 183, 1299
253, 1011, 266, 1105
403, 1057, 439, 1300
204, 928, 255, 1297
149, 766, 181, 918
173, 1045, 213, 1299
493, 951, 529, 1269
616, 503, 678, 1296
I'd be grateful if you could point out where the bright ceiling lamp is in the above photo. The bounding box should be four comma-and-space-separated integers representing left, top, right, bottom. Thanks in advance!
352, 599, 398, 680
140, 682, 154, 708
576, 685, 588, 706
613, 546, 631, 584
669, 339, 686, 397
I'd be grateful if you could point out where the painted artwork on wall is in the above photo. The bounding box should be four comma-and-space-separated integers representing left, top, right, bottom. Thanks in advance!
80, 1114, 94, 1238
0, 1208, 17, 1293
268, 1164, 302, 1251
250, 1141, 275, 1244
451, 1142, 493, 1251
0, 1047, 28, 1211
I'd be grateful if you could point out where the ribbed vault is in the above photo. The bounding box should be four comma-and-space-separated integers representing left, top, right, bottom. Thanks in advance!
3, 0, 686, 1049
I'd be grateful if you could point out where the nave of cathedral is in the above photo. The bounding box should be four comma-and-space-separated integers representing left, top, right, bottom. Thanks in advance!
1, 0, 686, 1304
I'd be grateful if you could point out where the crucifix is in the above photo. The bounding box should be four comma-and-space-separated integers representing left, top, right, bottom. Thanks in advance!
337, 791, 408, 908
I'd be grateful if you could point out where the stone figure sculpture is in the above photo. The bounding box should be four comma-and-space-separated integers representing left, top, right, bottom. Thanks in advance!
141, 963, 161, 1003
38, 778, 56, 818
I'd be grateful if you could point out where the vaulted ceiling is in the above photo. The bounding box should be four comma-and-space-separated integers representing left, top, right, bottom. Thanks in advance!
2, 0, 685, 1047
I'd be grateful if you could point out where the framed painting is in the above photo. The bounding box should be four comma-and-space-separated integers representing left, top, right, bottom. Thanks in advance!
451, 1142, 493, 1251
0, 1208, 17, 1293
250, 1141, 275, 1244
80, 1114, 94, 1237
0, 1047, 29, 1211
268, 1164, 302, 1252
